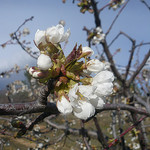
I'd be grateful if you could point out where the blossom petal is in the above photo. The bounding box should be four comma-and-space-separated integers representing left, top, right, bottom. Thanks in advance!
94, 82, 113, 96
57, 96, 73, 114
37, 54, 53, 70
82, 46, 94, 57
73, 101, 95, 120
34, 29, 46, 46
86, 59, 104, 73
92, 70, 114, 85
89, 95, 105, 109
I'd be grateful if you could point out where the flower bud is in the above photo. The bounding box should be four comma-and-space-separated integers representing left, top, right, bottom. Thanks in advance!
34, 29, 46, 47
37, 54, 53, 70
82, 46, 94, 57
57, 96, 73, 114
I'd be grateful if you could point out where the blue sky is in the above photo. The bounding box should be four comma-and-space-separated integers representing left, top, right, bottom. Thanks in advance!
0, 0, 150, 89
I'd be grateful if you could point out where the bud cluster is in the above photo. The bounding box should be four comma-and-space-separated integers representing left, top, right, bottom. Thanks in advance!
109, 0, 125, 10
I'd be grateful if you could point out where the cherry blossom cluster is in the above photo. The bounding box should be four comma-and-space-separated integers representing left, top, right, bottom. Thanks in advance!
29, 24, 114, 120
109, 0, 125, 10
92, 26, 105, 45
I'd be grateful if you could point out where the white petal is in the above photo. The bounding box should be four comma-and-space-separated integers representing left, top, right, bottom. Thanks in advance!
57, 96, 73, 114
94, 82, 113, 96
73, 101, 95, 120
29, 67, 34, 75
34, 29, 46, 46
56, 24, 64, 36
78, 85, 93, 99
46, 24, 70, 44
60, 28, 71, 42
95, 26, 102, 33
46, 27, 61, 44
89, 95, 105, 109
92, 70, 114, 85
82, 46, 94, 57
86, 59, 104, 73
68, 83, 79, 102
37, 54, 53, 70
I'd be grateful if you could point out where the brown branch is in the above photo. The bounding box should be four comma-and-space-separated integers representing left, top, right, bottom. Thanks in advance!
96, 103, 150, 117
90, 0, 123, 82
90, 0, 101, 27
123, 33, 136, 81
102, 41, 123, 81
81, 120, 92, 150
127, 49, 150, 87
141, 0, 150, 10
93, 117, 108, 149
45, 119, 98, 138
14, 16, 34, 33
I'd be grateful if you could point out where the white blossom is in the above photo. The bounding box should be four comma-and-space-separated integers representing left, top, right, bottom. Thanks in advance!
68, 84, 95, 120
34, 29, 46, 46
82, 46, 94, 57
46, 24, 70, 44
78, 85, 105, 109
73, 100, 95, 120
95, 26, 102, 33
57, 96, 73, 114
110, 0, 125, 10
85, 59, 104, 73
133, 143, 140, 149
94, 82, 113, 96
92, 26, 105, 45
89, 95, 105, 109
78, 85, 93, 99
103, 61, 111, 70
22, 28, 30, 36
92, 70, 114, 85
37, 54, 53, 70
68, 84, 79, 103
92, 33, 105, 45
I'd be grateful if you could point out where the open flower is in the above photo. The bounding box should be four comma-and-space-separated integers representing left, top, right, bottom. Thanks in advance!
78, 84, 105, 109
68, 84, 95, 120
94, 82, 113, 96
85, 59, 104, 73
57, 96, 73, 114
46, 24, 70, 44
73, 100, 95, 120
92, 71, 114, 97
37, 54, 53, 70
92, 70, 114, 85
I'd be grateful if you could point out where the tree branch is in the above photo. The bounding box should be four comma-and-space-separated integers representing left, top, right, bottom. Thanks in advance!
127, 49, 150, 87
106, 0, 129, 36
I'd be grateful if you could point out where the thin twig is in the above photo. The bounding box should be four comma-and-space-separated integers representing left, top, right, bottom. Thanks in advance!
14, 16, 34, 33
93, 117, 109, 149
106, 0, 129, 36
127, 49, 150, 87
141, 0, 150, 10
80, 120, 92, 150
104, 115, 147, 150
